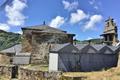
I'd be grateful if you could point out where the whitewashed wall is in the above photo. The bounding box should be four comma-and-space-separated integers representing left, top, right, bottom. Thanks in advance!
49, 53, 58, 72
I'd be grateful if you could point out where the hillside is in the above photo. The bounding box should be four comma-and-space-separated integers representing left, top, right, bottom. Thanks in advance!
75, 38, 103, 44
0, 30, 21, 51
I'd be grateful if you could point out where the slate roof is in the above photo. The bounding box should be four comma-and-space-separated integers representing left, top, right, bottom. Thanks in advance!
50, 43, 119, 54
0, 44, 31, 65
91, 44, 106, 51
116, 42, 120, 46
50, 43, 80, 53
50, 43, 70, 52
0, 44, 22, 54
74, 44, 88, 50
22, 25, 67, 34
22, 25, 75, 36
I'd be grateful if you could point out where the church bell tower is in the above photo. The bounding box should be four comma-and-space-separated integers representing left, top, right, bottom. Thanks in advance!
101, 17, 118, 45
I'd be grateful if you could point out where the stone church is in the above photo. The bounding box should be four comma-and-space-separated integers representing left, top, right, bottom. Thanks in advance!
21, 24, 75, 64
0, 17, 120, 72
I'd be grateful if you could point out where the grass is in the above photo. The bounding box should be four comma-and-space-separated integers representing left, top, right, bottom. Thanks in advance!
21, 65, 120, 80
62, 67, 120, 80
21, 64, 48, 71
0, 76, 9, 80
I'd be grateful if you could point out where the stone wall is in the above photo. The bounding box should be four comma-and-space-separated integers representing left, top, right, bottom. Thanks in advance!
22, 28, 74, 64
31, 43, 50, 64
22, 33, 32, 53
32, 33, 70, 44
0, 65, 15, 79
18, 67, 62, 80
30, 33, 70, 64
0, 54, 11, 64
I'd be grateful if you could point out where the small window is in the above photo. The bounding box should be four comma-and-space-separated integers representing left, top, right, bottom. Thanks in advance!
107, 22, 109, 27
10, 58, 13, 64
109, 35, 113, 41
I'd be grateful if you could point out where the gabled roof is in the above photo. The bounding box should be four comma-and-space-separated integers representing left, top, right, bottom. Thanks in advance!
59, 44, 80, 53
74, 44, 88, 51
108, 46, 118, 51
50, 43, 70, 52
50, 44, 119, 54
113, 46, 120, 53
22, 25, 67, 34
98, 46, 114, 54
80, 45, 98, 53
116, 42, 120, 46
0, 44, 22, 54
91, 44, 106, 51
50, 43, 80, 53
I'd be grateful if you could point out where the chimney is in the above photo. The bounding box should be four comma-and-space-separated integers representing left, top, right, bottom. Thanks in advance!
88, 40, 91, 45
74, 38, 77, 45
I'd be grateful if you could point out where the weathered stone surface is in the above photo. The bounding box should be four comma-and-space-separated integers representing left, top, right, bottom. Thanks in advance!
0, 65, 15, 79
22, 34, 32, 53
0, 54, 11, 64
18, 67, 62, 80
22, 26, 74, 64
31, 33, 73, 64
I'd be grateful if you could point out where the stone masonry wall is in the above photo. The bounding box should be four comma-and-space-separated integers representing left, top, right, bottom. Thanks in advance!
18, 67, 62, 80
31, 33, 69, 64
22, 29, 73, 64
0, 65, 15, 79
0, 54, 11, 64
22, 34, 32, 53
22, 29, 33, 52
31, 43, 50, 64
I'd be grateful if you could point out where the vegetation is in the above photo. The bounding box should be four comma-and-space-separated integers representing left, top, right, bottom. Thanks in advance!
22, 64, 48, 71
74, 38, 103, 44
0, 76, 9, 80
0, 30, 21, 51
62, 67, 120, 80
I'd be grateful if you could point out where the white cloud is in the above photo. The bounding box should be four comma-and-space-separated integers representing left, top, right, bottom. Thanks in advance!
15, 30, 23, 34
70, 9, 88, 24
86, 37, 93, 40
49, 16, 65, 28
5, 0, 27, 26
84, 15, 103, 31
89, 0, 95, 5
0, 23, 10, 31
89, 0, 100, 10
62, 0, 79, 11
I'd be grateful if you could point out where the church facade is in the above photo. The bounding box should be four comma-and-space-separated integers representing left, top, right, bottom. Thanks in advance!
21, 24, 75, 64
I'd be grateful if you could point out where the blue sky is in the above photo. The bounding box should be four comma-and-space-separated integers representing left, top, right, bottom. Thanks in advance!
0, 0, 120, 41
